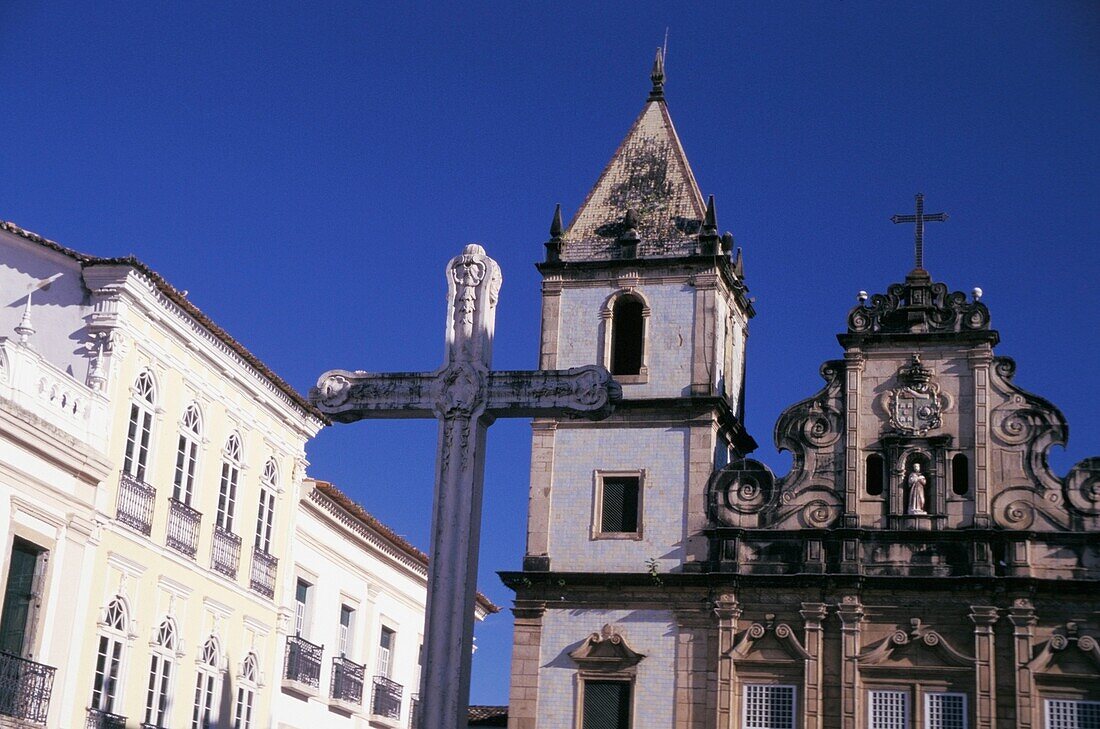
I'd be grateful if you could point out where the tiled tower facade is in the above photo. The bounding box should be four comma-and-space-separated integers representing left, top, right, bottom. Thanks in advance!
505, 54, 757, 728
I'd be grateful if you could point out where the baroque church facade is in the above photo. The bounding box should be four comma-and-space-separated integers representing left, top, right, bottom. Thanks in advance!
503, 54, 1100, 729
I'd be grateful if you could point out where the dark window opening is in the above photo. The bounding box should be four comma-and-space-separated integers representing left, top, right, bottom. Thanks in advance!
583, 680, 631, 729
601, 477, 640, 533
865, 454, 885, 497
952, 454, 969, 496
610, 298, 644, 376
0, 539, 45, 656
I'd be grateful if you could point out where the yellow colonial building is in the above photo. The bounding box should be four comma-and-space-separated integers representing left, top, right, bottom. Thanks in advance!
0, 220, 325, 729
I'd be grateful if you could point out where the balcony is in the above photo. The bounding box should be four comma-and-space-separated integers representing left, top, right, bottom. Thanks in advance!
329, 656, 365, 713
371, 675, 403, 720
0, 652, 56, 725
249, 547, 278, 599
409, 694, 420, 728
166, 498, 201, 558
85, 708, 127, 729
282, 635, 323, 698
210, 525, 241, 579
116, 473, 155, 536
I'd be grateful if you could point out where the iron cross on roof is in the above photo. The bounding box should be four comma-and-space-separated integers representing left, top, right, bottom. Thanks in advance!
891, 193, 948, 271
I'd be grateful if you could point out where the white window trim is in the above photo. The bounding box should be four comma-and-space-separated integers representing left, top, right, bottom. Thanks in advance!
591, 470, 645, 540
742, 683, 798, 729
1044, 698, 1100, 729
925, 691, 968, 729
868, 689, 910, 729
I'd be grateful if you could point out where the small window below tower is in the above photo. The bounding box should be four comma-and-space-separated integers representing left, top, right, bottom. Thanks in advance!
610, 296, 645, 377
952, 454, 969, 496
866, 454, 885, 497
594, 472, 643, 538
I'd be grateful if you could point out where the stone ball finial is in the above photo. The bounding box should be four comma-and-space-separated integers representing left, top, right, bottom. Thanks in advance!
858, 290, 868, 304
463, 243, 487, 256
972, 287, 983, 301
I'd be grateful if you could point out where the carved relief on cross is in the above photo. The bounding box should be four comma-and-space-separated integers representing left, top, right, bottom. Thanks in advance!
310, 244, 620, 728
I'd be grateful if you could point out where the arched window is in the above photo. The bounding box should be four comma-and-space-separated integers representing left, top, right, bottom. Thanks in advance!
866, 454, 885, 496
144, 618, 177, 727
123, 371, 157, 482
192, 637, 222, 729
233, 653, 259, 729
173, 404, 203, 504
216, 434, 243, 532
254, 459, 278, 554
90, 597, 129, 716
610, 295, 645, 376
952, 454, 969, 496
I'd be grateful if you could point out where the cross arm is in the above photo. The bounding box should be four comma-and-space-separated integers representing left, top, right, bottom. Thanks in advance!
891, 214, 918, 224
309, 370, 437, 422
485, 365, 622, 420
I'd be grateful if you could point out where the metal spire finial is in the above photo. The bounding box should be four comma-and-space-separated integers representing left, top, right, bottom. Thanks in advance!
648, 47, 666, 101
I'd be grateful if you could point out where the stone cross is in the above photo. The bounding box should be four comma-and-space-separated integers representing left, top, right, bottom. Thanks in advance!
310, 244, 620, 728
891, 193, 948, 270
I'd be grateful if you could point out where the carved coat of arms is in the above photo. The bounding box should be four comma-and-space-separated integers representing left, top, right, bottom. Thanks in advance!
886, 355, 944, 436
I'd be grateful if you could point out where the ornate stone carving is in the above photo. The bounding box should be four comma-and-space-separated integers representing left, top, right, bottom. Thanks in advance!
886, 355, 946, 436
1025, 622, 1100, 674
847, 269, 990, 335
907, 463, 928, 515
857, 618, 974, 668
729, 615, 813, 661
708, 361, 844, 529
568, 624, 646, 671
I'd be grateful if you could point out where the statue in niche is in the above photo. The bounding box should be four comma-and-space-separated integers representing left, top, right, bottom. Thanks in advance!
908, 463, 927, 515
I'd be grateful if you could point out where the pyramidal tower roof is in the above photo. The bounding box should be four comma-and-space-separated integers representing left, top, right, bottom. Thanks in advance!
560, 49, 707, 262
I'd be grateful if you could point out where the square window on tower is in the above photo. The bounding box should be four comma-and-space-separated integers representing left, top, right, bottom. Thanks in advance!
594, 472, 643, 539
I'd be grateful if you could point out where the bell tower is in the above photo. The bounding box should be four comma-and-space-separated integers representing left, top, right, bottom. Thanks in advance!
505, 51, 757, 728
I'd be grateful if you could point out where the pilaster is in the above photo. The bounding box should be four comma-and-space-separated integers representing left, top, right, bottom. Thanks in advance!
801, 602, 828, 729
837, 596, 865, 729
713, 594, 741, 729
539, 279, 563, 370
690, 272, 719, 397
843, 352, 864, 526
968, 348, 993, 526
1008, 599, 1038, 729
507, 602, 546, 729
673, 606, 715, 729
969, 605, 999, 729
524, 420, 557, 571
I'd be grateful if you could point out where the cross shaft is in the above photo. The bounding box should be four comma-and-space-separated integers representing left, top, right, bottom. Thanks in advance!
891, 193, 948, 270
310, 244, 619, 729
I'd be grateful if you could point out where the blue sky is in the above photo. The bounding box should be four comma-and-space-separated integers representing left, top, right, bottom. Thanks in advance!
2, 1, 1097, 705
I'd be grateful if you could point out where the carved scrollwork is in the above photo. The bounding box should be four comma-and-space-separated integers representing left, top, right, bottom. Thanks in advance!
846, 274, 990, 334
991, 486, 1070, 530
1062, 457, 1100, 517
708, 459, 777, 527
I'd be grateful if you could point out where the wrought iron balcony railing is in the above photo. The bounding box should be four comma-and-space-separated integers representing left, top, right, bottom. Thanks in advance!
86, 707, 127, 729
210, 525, 241, 579
0, 652, 56, 725
166, 498, 201, 558
116, 472, 155, 535
249, 547, 278, 598
371, 675, 403, 719
330, 656, 365, 706
409, 694, 421, 728
284, 635, 323, 689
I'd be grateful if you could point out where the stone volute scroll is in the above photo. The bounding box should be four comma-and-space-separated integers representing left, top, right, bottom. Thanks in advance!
309, 244, 621, 729
569, 624, 646, 672
857, 618, 974, 668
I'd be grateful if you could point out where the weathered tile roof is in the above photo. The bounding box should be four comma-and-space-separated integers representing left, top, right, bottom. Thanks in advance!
561, 94, 706, 261
309, 478, 500, 615
468, 705, 508, 725
0, 219, 327, 423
